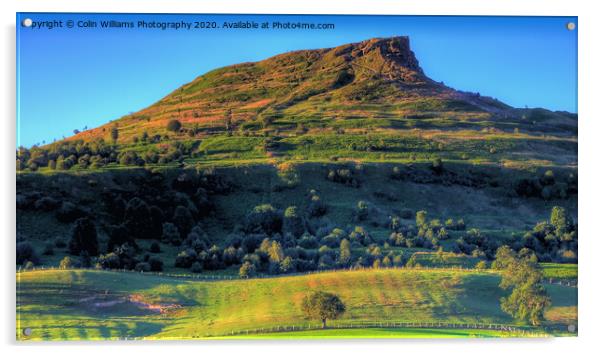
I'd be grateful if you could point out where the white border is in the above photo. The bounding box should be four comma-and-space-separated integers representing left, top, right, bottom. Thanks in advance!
2, 1, 600, 354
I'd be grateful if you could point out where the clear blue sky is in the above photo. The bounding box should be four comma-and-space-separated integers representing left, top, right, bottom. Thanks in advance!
17, 13, 577, 147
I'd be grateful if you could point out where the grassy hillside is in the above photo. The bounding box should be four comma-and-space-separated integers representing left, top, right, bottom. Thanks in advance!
16, 268, 576, 340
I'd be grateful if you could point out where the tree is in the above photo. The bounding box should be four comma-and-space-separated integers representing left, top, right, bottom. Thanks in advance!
416, 210, 428, 229
110, 126, 119, 144
339, 239, 351, 266
167, 119, 182, 132
59, 256, 74, 269
301, 291, 346, 328
239, 261, 256, 278
494, 246, 551, 325
268, 240, 284, 264
173, 206, 195, 236
283, 206, 305, 237
68, 217, 99, 256
550, 206, 569, 237
124, 197, 153, 239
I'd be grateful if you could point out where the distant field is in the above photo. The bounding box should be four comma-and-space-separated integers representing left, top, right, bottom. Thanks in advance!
17, 268, 576, 340
541, 263, 578, 280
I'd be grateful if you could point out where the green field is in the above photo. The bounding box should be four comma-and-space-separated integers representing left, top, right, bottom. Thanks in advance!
541, 263, 578, 280
16, 268, 576, 341
216, 327, 533, 339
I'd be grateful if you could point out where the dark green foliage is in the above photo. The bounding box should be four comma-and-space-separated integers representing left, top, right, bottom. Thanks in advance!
175, 248, 198, 268
191, 261, 203, 273
150, 242, 161, 253
167, 119, 182, 132
301, 291, 346, 328
56, 202, 86, 223
17, 242, 38, 265
172, 206, 195, 236
162, 222, 181, 246
244, 204, 283, 235
124, 197, 154, 239
107, 224, 135, 251
283, 206, 305, 237
148, 257, 163, 271
68, 217, 99, 256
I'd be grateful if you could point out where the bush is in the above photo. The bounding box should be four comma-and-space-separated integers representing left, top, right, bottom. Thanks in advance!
475, 260, 488, 270
173, 206, 195, 236
167, 119, 182, 132
59, 256, 75, 269
175, 248, 197, 268
97, 252, 121, 269
68, 217, 99, 256
244, 204, 283, 235
239, 261, 256, 278
355, 201, 369, 221
191, 261, 203, 273
283, 206, 305, 237
307, 195, 327, 217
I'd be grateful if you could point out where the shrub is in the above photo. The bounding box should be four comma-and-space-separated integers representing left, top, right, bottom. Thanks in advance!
167, 119, 182, 132
355, 201, 369, 221
475, 260, 488, 270
59, 256, 75, 269
175, 248, 197, 268
68, 217, 99, 256
244, 204, 283, 235
173, 205, 195, 236
307, 195, 327, 217
283, 206, 305, 237
416, 210, 428, 228
191, 261, 203, 273
239, 261, 256, 278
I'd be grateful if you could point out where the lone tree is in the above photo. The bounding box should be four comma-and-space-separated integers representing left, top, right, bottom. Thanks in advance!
301, 291, 346, 328
494, 246, 551, 325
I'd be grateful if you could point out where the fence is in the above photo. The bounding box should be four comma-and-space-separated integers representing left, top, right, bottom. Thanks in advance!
17, 265, 578, 288
208, 321, 551, 338
16, 264, 501, 282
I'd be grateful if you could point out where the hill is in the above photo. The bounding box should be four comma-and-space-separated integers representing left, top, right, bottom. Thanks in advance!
16, 268, 576, 340
26, 36, 575, 171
